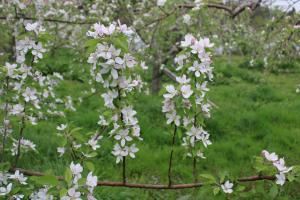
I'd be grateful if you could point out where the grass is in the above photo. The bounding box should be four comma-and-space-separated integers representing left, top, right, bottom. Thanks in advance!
9, 58, 300, 199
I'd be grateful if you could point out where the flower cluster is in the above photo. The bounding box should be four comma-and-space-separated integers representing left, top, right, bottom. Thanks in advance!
61, 162, 98, 200
0, 170, 27, 197
262, 150, 293, 185
87, 21, 146, 163
0, 21, 67, 160
55, 124, 103, 159
162, 34, 214, 159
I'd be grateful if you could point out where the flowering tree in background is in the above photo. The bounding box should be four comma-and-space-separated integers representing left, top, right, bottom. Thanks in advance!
0, 0, 299, 199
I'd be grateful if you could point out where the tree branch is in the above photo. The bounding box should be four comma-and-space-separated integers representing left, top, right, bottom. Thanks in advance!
10, 168, 275, 189
178, 0, 263, 19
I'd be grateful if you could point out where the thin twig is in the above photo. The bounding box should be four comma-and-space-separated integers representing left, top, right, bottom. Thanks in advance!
1, 77, 9, 163
168, 124, 177, 186
123, 156, 126, 184
13, 101, 27, 167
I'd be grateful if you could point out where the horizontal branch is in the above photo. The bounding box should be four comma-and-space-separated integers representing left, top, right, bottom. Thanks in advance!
178, 0, 262, 18
0, 16, 95, 25
10, 168, 275, 190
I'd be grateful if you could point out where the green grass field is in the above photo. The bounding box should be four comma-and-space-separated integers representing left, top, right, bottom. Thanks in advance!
13, 58, 300, 199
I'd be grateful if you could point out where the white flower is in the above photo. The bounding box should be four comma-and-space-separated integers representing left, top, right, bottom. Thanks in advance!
262, 150, 278, 162
91, 23, 106, 37
221, 181, 233, 194
189, 60, 207, 77
112, 143, 128, 163
22, 87, 37, 102
57, 147, 65, 157
273, 158, 293, 173
10, 104, 24, 116
0, 172, 8, 185
196, 81, 209, 93
118, 20, 133, 35
101, 90, 118, 109
186, 126, 203, 145
132, 125, 142, 139
11, 138, 36, 155
183, 117, 193, 127
31, 42, 46, 60
157, 0, 166, 6
164, 85, 177, 99
86, 172, 98, 189
30, 188, 52, 200
199, 38, 214, 48
0, 183, 12, 196
191, 41, 205, 54
4, 62, 17, 78
176, 74, 190, 84
201, 133, 212, 147
70, 162, 83, 175
162, 98, 175, 113
201, 103, 211, 118
13, 194, 24, 199
62, 188, 81, 200
181, 34, 196, 47
104, 24, 116, 35
183, 14, 191, 24
124, 53, 136, 68
25, 22, 44, 34
194, 0, 203, 9
56, 124, 67, 131
87, 135, 101, 151
140, 61, 148, 70
276, 173, 286, 186
98, 115, 109, 126
121, 107, 138, 126
196, 150, 206, 159
9, 170, 27, 185
114, 129, 132, 147
181, 85, 193, 99
166, 112, 180, 126
126, 144, 139, 158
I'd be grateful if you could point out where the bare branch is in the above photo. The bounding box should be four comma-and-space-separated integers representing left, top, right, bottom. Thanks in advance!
10, 168, 275, 190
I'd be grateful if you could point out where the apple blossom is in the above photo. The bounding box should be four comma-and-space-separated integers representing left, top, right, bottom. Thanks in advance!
221, 181, 233, 194
0, 183, 12, 196
86, 172, 98, 191
157, 0, 167, 7
70, 162, 83, 175
262, 150, 294, 186
9, 170, 27, 185
276, 173, 286, 186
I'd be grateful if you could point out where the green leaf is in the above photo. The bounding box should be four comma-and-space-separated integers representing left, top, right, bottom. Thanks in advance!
70, 127, 83, 134
236, 185, 246, 192
199, 173, 216, 184
85, 161, 95, 172
254, 156, 269, 173
78, 177, 86, 186
85, 39, 101, 54
269, 185, 278, 198
59, 138, 68, 146
213, 187, 220, 195
32, 175, 58, 186
64, 168, 72, 186
60, 188, 68, 198
0, 162, 11, 171
85, 152, 98, 158
72, 131, 85, 142
111, 34, 128, 52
